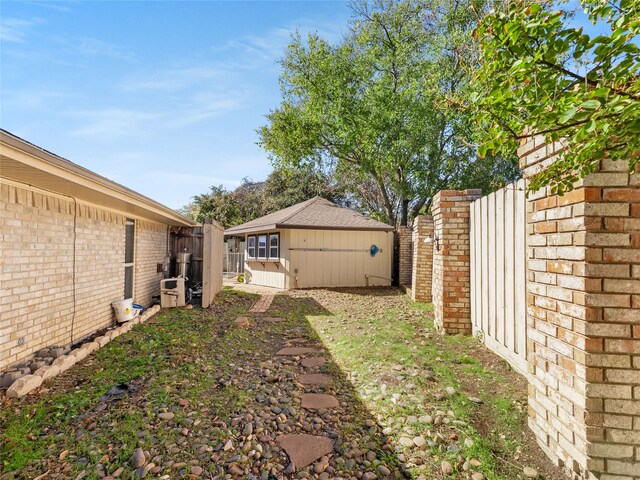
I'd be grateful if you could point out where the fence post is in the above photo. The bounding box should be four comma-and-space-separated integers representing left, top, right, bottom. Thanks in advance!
521, 135, 640, 479
397, 226, 413, 289
432, 189, 482, 334
411, 215, 434, 302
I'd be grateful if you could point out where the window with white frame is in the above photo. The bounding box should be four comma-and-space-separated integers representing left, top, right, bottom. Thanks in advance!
269, 233, 280, 259
257, 234, 267, 259
247, 235, 256, 259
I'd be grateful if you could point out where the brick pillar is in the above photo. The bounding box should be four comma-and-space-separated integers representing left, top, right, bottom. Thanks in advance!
432, 189, 482, 334
411, 215, 434, 302
397, 226, 413, 287
521, 135, 640, 479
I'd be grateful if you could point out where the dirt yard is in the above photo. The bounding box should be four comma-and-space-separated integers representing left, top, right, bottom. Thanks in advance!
0, 287, 566, 480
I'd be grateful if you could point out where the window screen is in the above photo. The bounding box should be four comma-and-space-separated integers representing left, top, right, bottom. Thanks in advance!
269, 233, 279, 259
124, 219, 135, 298
247, 236, 256, 258
258, 234, 267, 259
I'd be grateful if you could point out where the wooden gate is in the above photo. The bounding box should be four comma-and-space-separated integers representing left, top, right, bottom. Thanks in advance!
202, 220, 224, 308
470, 179, 528, 376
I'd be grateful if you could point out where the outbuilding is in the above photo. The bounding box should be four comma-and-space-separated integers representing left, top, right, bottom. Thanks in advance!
224, 197, 393, 289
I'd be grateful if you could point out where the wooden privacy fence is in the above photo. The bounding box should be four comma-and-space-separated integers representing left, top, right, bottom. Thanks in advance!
470, 179, 528, 376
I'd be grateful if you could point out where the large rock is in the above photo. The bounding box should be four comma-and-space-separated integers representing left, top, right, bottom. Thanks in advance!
301, 393, 339, 410
6, 374, 43, 398
95, 336, 110, 348
276, 347, 315, 356
34, 364, 60, 380
277, 434, 333, 467
52, 355, 76, 372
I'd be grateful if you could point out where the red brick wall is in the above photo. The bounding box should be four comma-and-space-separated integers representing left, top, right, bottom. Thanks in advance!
411, 215, 434, 302
520, 135, 640, 479
432, 189, 482, 334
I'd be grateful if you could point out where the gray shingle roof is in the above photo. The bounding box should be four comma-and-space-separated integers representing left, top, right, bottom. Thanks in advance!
224, 197, 393, 235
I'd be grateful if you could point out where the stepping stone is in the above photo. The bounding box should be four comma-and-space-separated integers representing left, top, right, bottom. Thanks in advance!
234, 316, 251, 327
301, 357, 326, 368
297, 373, 332, 385
263, 316, 285, 323
301, 393, 339, 410
250, 294, 275, 313
276, 347, 315, 356
287, 337, 308, 344
277, 434, 333, 467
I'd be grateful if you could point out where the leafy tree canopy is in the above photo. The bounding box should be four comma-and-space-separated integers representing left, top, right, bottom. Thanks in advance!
472, 0, 640, 194
259, 0, 519, 226
180, 166, 345, 227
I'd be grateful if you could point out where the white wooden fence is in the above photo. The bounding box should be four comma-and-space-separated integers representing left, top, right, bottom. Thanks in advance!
470, 179, 528, 376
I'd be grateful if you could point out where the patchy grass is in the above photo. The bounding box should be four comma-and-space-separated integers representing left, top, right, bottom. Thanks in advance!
285, 288, 565, 480
0, 288, 259, 478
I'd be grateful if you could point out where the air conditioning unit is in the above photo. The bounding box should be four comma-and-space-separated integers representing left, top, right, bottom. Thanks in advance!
160, 278, 186, 308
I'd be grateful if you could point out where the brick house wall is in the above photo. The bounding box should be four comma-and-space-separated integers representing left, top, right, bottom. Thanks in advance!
432, 189, 482, 334
135, 220, 168, 307
1, 181, 168, 370
520, 136, 640, 480
411, 215, 434, 302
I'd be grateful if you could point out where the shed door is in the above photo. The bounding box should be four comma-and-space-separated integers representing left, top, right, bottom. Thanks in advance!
289, 230, 392, 288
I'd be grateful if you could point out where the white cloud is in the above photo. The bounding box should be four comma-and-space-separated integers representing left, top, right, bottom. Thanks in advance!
0, 17, 44, 43
52, 35, 134, 60
70, 108, 163, 138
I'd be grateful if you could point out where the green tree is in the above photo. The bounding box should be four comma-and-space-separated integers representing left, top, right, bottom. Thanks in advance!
259, 0, 516, 226
181, 166, 345, 227
472, 0, 640, 194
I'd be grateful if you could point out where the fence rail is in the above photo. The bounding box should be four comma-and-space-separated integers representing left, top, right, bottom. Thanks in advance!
223, 252, 245, 274
470, 179, 528, 376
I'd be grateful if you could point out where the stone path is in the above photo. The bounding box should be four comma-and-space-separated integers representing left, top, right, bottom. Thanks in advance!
249, 294, 275, 313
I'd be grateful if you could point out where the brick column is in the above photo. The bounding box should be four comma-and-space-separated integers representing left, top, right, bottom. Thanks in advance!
397, 226, 413, 287
521, 135, 640, 479
432, 189, 482, 334
411, 215, 434, 302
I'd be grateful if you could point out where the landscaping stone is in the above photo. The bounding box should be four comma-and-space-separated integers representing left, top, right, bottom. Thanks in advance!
296, 373, 332, 385
277, 434, 333, 468
441, 460, 453, 475
6, 374, 43, 398
301, 393, 339, 410
0, 370, 23, 387
523, 467, 538, 478
131, 448, 146, 468
34, 364, 60, 380
234, 316, 252, 327
301, 357, 326, 368
51, 355, 76, 372
263, 316, 285, 323
276, 347, 315, 356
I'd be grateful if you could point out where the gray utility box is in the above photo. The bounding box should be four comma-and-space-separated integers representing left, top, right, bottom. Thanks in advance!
160, 278, 186, 308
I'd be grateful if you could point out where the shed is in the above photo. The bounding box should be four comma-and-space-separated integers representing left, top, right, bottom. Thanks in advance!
224, 197, 394, 289
0, 129, 223, 370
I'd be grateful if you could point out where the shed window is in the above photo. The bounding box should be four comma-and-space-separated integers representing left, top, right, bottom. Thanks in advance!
269, 233, 280, 259
257, 234, 267, 259
247, 236, 256, 259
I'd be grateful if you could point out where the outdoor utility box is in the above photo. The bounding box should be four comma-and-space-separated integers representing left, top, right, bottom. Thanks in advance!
160, 278, 186, 308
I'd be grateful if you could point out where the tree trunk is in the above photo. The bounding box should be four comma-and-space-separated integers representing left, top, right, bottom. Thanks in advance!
400, 198, 409, 226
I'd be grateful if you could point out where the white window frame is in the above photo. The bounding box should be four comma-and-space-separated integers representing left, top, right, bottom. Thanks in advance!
257, 234, 267, 260
124, 218, 135, 299
269, 233, 280, 260
247, 235, 256, 259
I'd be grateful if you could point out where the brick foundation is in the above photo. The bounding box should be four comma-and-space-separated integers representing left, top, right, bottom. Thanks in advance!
520, 135, 640, 480
432, 189, 482, 334
411, 215, 434, 302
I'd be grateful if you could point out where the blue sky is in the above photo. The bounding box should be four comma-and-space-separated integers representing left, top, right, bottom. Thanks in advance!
1, 0, 351, 209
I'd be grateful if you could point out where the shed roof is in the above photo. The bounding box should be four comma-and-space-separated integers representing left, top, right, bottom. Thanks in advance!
0, 129, 196, 226
225, 196, 393, 235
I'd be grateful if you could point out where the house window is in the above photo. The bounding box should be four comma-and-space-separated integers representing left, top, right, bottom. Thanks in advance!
247, 235, 256, 259
269, 233, 280, 259
124, 219, 135, 299
258, 234, 267, 259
